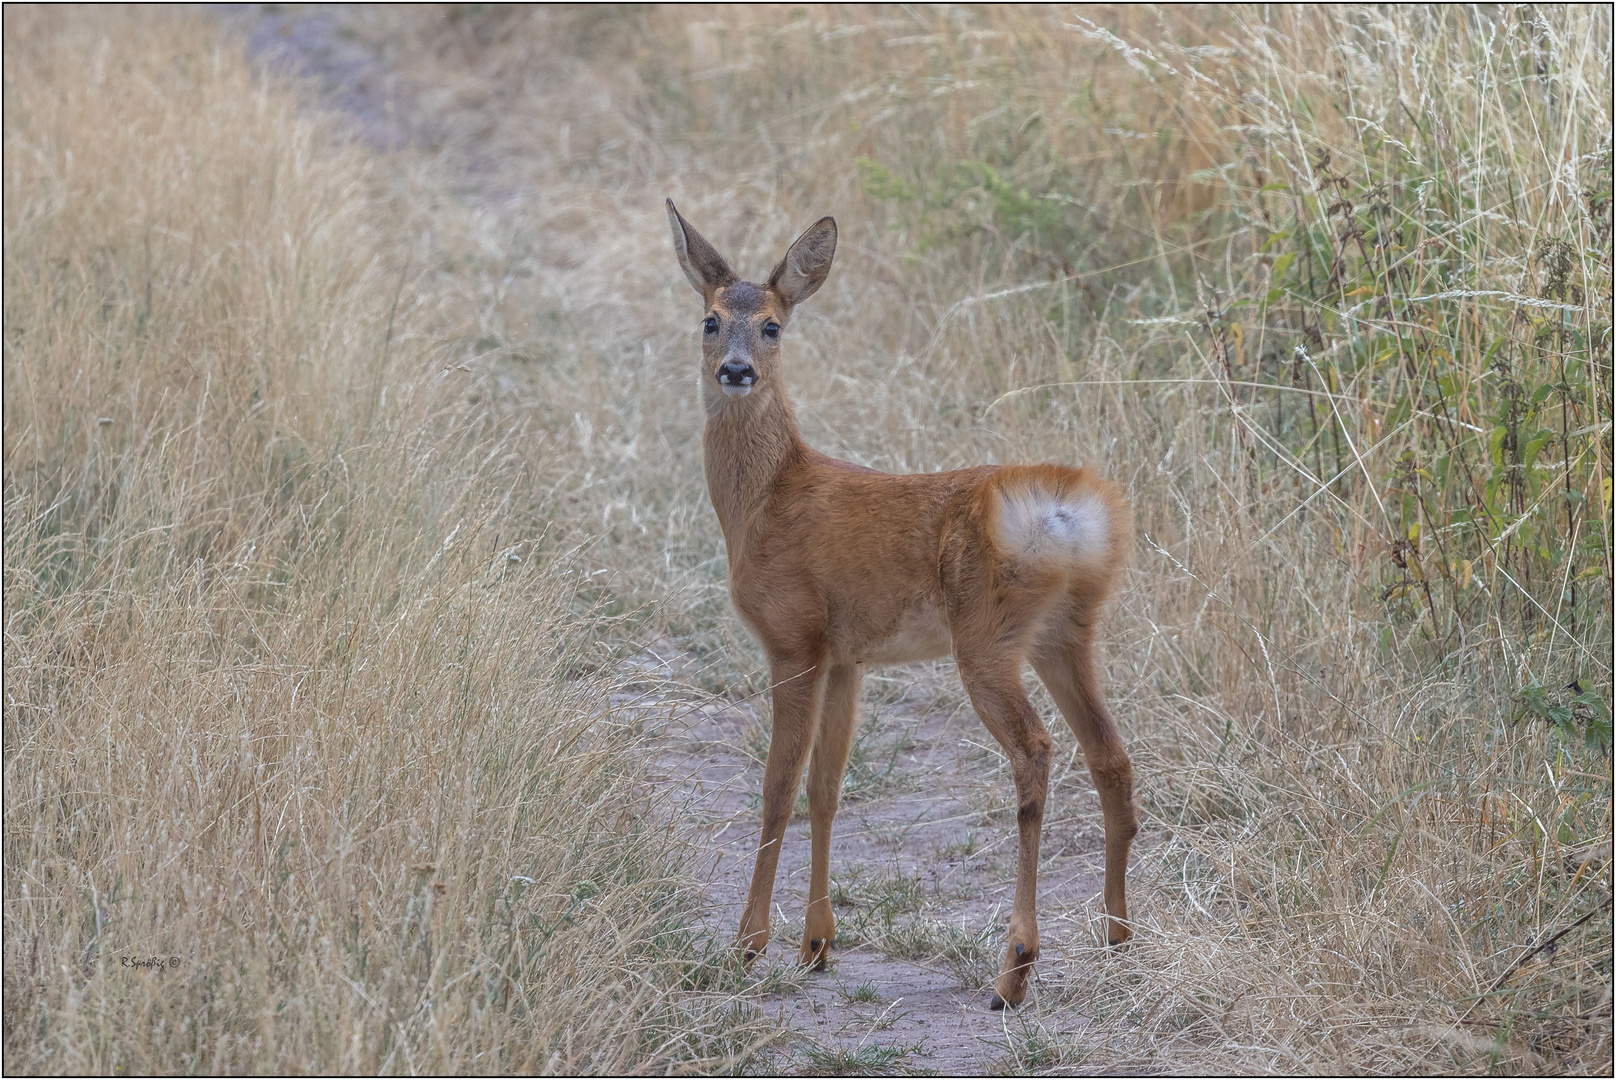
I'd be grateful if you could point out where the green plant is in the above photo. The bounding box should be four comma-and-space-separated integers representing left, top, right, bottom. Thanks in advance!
839, 979, 882, 1004
1514, 679, 1614, 752
986, 1013, 1087, 1075
800, 1038, 932, 1076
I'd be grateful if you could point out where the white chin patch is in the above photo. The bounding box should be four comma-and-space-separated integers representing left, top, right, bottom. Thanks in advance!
720, 383, 753, 397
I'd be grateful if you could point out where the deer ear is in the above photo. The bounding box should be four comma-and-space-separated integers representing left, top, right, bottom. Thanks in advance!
666, 199, 736, 302
767, 216, 837, 309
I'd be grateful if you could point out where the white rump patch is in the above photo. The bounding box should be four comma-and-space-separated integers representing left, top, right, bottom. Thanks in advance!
995, 487, 1109, 564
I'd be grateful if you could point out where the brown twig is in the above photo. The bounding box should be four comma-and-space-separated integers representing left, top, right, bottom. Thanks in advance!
1455, 894, 1614, 1028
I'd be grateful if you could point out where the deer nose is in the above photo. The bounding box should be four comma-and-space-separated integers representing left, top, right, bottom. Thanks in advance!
718, 361, 756, 386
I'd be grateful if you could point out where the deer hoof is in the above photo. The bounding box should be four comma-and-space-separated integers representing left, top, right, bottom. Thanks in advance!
799, 936, 831, 969
994, 940, 1035, 1008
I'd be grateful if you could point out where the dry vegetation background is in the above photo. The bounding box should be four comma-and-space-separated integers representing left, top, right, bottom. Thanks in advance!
3, 3, 1612, 1075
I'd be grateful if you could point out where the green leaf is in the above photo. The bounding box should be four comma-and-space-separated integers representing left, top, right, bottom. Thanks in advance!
1385, 395, 1413, 428
1522, 429, 1555, 470
1488, 425, 1507, 465
1575, 690, 1612, 719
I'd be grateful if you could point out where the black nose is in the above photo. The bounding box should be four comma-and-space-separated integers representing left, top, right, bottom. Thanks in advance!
718, 361, 757, 385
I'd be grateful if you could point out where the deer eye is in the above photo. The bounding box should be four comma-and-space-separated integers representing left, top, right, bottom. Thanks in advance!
703, 316, 718, 334
762, 321, 780, 340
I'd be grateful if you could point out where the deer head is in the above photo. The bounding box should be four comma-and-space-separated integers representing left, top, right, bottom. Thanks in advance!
666, 199, 837, 409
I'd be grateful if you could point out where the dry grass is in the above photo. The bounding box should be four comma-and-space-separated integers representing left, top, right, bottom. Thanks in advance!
5, 4, 1611, 1075
3, 8, 769, 1074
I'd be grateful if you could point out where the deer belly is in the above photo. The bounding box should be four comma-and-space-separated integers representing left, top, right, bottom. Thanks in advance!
859, 601, 953, 664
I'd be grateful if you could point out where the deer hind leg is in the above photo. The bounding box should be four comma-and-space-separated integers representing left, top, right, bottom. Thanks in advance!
1031, 627, 1138, 947
956, 650, 1053, 1009
800, 662, 860, 969
738, 656, 827, 962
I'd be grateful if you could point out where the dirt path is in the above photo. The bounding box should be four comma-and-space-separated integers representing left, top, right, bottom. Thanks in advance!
625, 647, 1113, 1073
226, 7, 1116, 1071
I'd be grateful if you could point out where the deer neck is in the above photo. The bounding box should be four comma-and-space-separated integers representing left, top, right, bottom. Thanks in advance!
702, 387, 805, 545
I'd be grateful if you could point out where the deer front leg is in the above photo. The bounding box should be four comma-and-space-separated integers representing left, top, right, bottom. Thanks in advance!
958, 654, 1052, 1009
738, 657, 827, 961
801, 662, 860, 968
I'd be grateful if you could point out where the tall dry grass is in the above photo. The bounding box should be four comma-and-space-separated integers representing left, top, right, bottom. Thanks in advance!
3, 8, 768, 1073
314, 4, 1611, 1072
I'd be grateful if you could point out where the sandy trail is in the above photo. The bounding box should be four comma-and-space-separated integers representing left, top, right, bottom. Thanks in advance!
624, 647, 1114, 1072
228, 6, 1117, 1071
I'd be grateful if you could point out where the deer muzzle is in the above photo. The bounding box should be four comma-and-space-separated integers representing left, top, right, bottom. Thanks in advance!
717, 360, 757, 397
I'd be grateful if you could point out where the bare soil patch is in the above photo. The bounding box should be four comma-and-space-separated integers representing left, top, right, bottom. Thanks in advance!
624, 647, 1118, 1074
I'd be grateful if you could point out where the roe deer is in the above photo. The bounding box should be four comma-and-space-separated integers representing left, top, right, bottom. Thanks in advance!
666, 200, 1137, 1009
